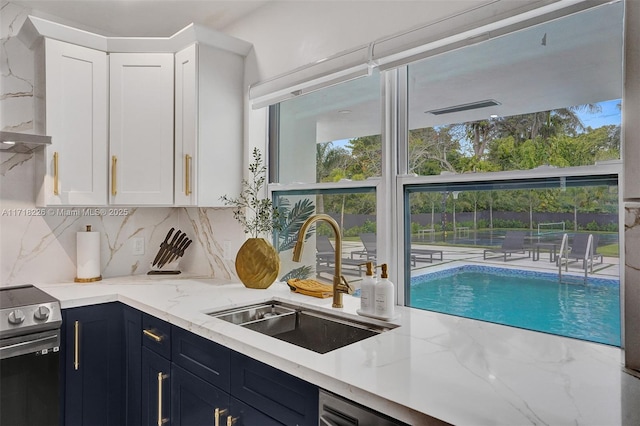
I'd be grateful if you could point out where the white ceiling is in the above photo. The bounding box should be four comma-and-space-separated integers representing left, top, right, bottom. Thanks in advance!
12, 0, 271, 36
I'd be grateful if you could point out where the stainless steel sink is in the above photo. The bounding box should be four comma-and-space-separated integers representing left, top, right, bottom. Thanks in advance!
208, 300, 397, 354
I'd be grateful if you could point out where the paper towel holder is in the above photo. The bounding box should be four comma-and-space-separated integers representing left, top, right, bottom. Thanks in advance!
74, 225, 102, 283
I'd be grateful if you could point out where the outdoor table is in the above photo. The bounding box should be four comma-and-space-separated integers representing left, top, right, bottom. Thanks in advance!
533, 242, 559, 262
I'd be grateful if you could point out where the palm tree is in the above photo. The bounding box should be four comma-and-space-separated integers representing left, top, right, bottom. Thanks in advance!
315, 142, 350, 214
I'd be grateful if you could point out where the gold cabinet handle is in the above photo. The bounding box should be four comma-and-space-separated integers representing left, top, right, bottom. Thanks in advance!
185, 154, 192, 196
111, 155, 117, 196
74, 320, 79, 370
226, 415, 238, 426
53, 152, 59, 195
214, 408, 228, 426
157, 372, 168, 426
143, 329, 163, 343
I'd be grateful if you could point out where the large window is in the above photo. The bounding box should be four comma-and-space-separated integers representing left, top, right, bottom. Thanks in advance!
400, 2, 623, 346
267, 1, 624, 347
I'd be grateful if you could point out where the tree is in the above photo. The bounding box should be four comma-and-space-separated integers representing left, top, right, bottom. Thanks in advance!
315, 142, 352, 214
316, 142, 351, 182
408, 127, 461, 174
347, 135, 382, 178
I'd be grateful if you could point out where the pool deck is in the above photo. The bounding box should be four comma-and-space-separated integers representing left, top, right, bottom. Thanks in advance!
333, 239, 620, 283
407, 243, 620, 280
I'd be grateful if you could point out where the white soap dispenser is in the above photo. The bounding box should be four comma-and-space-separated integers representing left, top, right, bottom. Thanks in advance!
359, 261, 376, 315
374, 264, 395, 319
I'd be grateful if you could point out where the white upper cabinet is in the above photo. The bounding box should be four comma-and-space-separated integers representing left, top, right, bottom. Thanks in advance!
109, 53, 174, 205
174, 43, 243, 206
35, 38, 108, 206
20, 17, 251, 207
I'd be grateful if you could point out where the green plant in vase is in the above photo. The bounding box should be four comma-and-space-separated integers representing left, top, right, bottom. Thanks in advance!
221, 148, 281, 289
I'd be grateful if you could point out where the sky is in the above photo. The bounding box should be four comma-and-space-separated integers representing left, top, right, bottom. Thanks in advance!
580, 99, 622, 129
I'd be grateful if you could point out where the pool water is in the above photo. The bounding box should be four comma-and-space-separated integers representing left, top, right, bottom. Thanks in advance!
410, 266, 620, 346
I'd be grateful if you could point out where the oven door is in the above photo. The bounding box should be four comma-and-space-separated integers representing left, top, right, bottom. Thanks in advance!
0, 329, 60, 426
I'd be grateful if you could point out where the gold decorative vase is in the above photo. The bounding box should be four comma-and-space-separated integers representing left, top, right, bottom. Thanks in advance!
235, 238, 280, 289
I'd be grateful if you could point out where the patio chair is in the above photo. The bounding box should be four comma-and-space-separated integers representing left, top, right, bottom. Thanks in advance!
350, 233, 377, 260
483, 231, 529, 261
411, 247, 444, 263
315, 235, 364, 277
316, 235, 335, 263
567, 233, 603, 269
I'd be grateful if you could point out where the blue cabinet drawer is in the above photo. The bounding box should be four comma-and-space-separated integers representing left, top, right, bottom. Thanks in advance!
230, 352, 318, 426
171, 364, 228, 426
171, 326, 230, 392
142, 313, 171, 359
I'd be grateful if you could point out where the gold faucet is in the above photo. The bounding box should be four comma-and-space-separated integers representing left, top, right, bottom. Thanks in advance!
292, 214, 353, 308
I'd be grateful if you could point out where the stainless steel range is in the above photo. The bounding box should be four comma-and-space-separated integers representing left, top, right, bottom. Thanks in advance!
0, 284, 63, 425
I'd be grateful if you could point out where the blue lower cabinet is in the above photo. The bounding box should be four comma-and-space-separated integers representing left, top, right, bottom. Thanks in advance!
230, 352, 318, 426
63, 303, 124, 426
141, 347, 171, 426
123, 305, 142, 426
171, 363, 282, 426
94, 306, 320, 426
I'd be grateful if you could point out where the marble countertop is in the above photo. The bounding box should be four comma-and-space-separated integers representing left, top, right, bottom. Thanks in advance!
38, 275, 640, 425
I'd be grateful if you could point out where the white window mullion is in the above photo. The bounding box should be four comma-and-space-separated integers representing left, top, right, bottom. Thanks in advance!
395, 67, 409, 306
378, 68, 400, 295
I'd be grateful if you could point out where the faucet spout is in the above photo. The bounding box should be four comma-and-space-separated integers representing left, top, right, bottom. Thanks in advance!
292, 214, 352, 308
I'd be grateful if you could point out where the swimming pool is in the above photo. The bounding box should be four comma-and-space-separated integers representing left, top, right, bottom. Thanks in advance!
409, 265, 620, 346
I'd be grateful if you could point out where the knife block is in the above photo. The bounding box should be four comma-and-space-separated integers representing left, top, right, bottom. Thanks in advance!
148, 228, 192, 275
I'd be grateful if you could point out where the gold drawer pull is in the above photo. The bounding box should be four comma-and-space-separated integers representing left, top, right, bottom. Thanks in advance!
227, 415, 238, 426
143, 329, 163, 342
53, 152, 59, 195
185, 154, 192, 196
157, 372, 168, 426
74, 320, 79, 370
214, 408, 228, 426
111, 155, 117, 196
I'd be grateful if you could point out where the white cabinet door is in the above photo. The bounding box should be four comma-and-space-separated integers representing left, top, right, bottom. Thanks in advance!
174, 43, 243, 207
174, 44, 197, 206
109, 53, 174, 205
36, 38, 108, 206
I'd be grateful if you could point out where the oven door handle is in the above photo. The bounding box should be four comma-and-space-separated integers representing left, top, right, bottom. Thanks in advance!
0, 330, 60, 360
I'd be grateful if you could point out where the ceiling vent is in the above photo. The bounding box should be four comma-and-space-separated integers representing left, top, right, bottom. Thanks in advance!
426, 99, 501, 115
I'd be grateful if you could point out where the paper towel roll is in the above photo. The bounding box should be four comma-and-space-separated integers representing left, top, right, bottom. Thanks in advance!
76, 226, 102, 282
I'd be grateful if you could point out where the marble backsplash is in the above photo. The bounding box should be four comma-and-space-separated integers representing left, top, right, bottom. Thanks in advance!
1, 2, 244, 286
0, 202, 244, 286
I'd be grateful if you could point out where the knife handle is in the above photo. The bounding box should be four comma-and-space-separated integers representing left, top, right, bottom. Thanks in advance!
111, 156, 117, 196
185, 154, 192, 196
53, 152, 59, 195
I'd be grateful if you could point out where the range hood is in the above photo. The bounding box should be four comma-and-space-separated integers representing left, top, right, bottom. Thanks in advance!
0, 131, 51, 154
